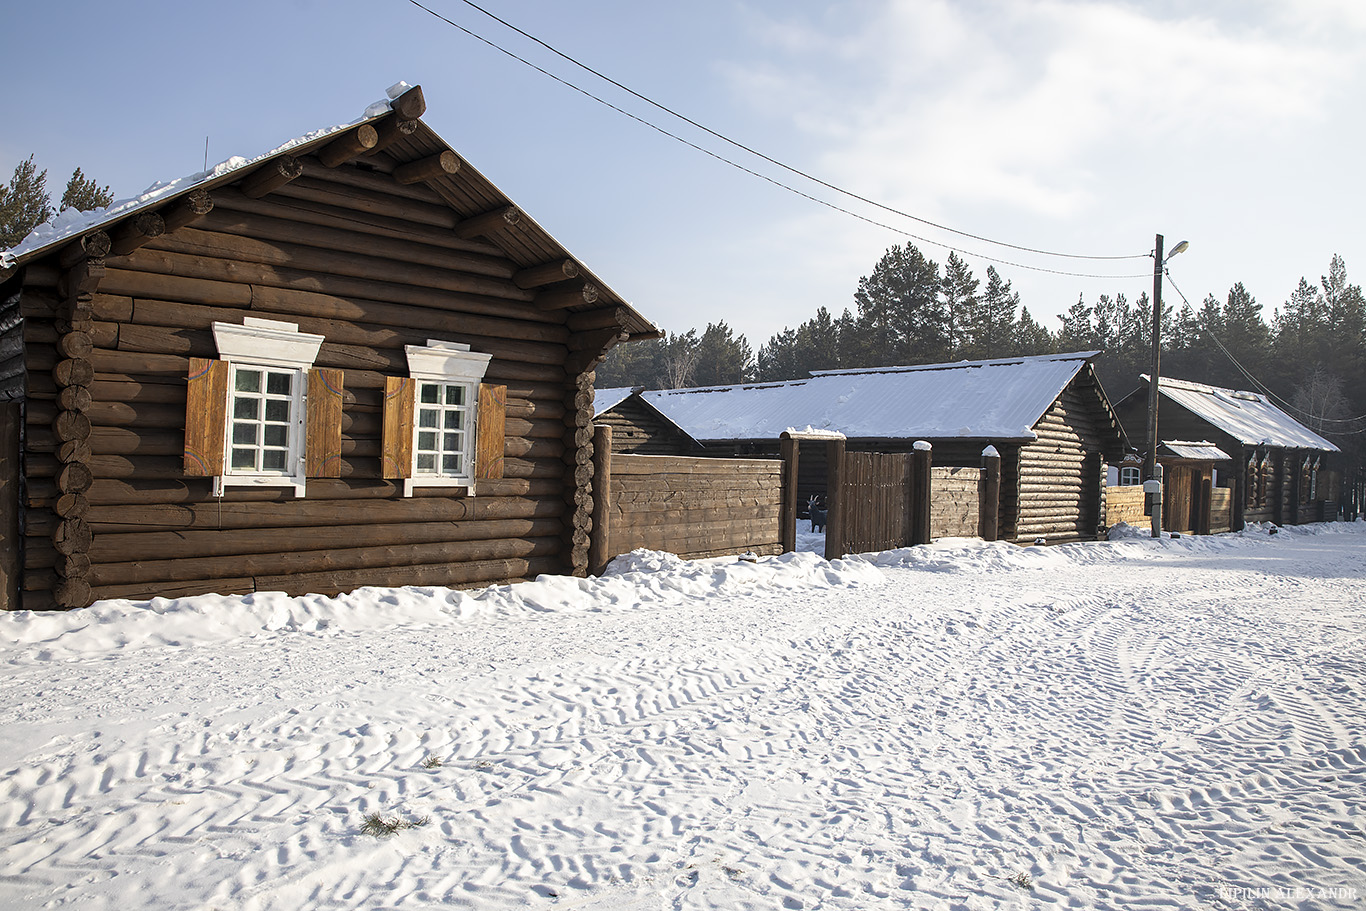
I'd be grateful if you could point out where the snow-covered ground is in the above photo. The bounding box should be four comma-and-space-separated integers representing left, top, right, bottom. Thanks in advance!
2, 523, 1364, 910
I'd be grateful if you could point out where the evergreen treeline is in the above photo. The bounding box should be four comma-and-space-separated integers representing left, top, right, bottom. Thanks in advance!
598, 244, 1366, 470
1, 155, 114, 250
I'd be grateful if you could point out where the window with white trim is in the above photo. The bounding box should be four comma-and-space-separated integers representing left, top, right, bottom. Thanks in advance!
1119, 466, 1141, 486
184, 318, 336, 498
382, 339, 501, 497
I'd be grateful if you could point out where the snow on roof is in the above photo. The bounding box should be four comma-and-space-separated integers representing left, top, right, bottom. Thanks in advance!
1, 83, 411, 269
1152, 376, 1340, 452
1160, 440, 1232, 461
643, 352, 1102, 442
592, 386, 637, 415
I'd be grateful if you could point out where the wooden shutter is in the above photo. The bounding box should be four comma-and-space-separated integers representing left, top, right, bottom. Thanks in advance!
306, 368, 345, 478
476, 383, 506, 480
184, 357, 228, 477
381, 376, 415, 479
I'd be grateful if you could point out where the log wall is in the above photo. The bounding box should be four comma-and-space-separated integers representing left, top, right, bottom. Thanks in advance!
605, 454, 783, 560
13, 153, 601, 609
1016, 382, 1108, 543
930, 466, 981, 539
597, 397, 698, 455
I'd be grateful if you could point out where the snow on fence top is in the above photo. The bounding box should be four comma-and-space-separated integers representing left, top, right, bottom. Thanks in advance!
1150, 376, 1339, 452
642, 352, 1101, 443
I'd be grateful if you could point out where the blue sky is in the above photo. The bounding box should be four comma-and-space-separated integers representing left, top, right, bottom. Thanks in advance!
4, 0, 1363, 353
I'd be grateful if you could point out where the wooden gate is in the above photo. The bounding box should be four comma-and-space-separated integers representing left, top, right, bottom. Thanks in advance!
836, 451, 912, 556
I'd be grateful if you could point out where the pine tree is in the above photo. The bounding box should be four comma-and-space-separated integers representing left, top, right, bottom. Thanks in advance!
851, 244, 945, 366
692, 322, 753, 386
972, 266, 1020, 358
0, 155, 54, 249
756, 327, 801, 382
939, 252, 979, 359
658, 330, 701, 389
1056, 295, 1097, 351
59, 167, 114, 214
1014, 307, 1055, 355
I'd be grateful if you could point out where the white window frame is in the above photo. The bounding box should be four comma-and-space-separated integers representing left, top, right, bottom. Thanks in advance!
403, 339, 492, 497
211, 318, 324, 498
1119, 466, 1141, 486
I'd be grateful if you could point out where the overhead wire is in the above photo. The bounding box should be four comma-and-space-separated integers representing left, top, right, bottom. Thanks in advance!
403, 0, 1152, 279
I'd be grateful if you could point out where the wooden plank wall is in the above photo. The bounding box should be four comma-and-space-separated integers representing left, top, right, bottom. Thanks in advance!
1210, 488, 1232, 532
839, 451, 910, 555
606, 454, 783, 560
1016, 385, 1105, 543
1104, 485, 1146, 528
17, 159, 580, 609
930, 466, 981, 538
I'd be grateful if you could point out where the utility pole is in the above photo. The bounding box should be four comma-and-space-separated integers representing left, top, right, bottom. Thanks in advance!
1144, 233, 1164, 485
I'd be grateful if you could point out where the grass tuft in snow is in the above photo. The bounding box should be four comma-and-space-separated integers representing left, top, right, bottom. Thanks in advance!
360, 811, 430, 838
1009, 871, 1035, 891
420, 754, 443, 769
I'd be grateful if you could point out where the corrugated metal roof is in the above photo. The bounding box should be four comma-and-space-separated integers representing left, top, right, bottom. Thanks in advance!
2, 84, 658, 340
1160, 440, 1231, 461
1152, 376, 1339, 452
644, 352, 1103, 442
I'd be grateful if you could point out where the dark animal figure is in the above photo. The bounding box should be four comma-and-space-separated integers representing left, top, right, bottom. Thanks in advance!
807, 495, 828, 534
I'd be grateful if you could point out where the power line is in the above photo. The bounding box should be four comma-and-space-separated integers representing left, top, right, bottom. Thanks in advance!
404, 0, 1151, 275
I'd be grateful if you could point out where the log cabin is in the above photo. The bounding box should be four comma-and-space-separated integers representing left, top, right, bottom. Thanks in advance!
1114, 376, 1342, 530
0, 84, 660, 610
621, 352, 1129, 544
592, 386, 702, 455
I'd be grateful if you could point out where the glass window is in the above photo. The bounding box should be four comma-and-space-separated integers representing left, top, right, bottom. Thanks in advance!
413, 380, 474, 481
1119, 466, 1141, 486
227, 365, 299, 477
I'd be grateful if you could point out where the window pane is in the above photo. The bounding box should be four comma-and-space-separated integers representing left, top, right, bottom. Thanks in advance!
232, 422, 258, 445
233, 398, 258, 420
418, 431, 437, 451
231, 448, 256, 469
420, 384, 440, 404
444, 410, 464, 430
264, 425, 288, 448
235, 370, 261, 393
262, 450, 287, 472
264, 399, 290, 423
416, 453, 435, 472
443, 454, 460, 474
418, 409, 438, 429
445, 385, 465, 405
266, 372, 291, 396
443, 432, 461, 451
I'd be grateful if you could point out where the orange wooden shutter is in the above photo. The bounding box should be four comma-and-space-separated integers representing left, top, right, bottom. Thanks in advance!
476, 383, 506, 480
381, 376, 415, 479
184, 357, 228, 477
306, 368, 345, 478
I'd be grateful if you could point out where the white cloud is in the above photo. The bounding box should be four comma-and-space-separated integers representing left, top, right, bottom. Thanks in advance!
727, 0, 1354, 221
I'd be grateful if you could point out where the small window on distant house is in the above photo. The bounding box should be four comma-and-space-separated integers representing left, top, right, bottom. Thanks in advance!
183, 318, 343, 497
382, 340, 505, 497
1119, 466, 1141, 486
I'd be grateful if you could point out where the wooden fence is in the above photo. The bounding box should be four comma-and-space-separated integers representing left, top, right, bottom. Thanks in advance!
589, 426, 1005, 572
1103, 484, 1234, 534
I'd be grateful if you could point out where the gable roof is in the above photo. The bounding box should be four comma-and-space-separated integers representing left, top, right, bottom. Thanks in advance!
594, 385, 704, 449
1, 82, 658, 340
1147, 376, 1339, 452
642, 351, 1109, 443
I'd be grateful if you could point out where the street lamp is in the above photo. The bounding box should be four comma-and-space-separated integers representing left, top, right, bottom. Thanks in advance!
1143, 234, 1189, 537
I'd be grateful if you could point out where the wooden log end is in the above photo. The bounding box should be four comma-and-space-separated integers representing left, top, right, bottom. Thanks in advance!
390, 84, 427, 121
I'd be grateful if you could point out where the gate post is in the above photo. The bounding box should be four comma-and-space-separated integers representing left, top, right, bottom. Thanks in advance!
824, 437, 846, 560
979, 445, 1001, 542
780, 432, 799, 554
588, 424, 613, 575
910, 441, 932, 546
